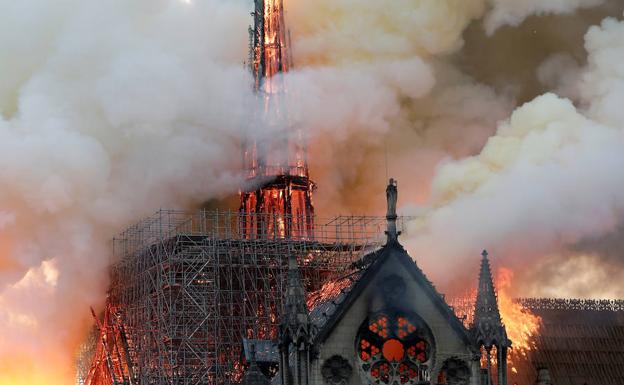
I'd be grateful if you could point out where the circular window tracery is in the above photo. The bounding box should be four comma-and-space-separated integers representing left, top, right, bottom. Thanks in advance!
357, 312, 433, 384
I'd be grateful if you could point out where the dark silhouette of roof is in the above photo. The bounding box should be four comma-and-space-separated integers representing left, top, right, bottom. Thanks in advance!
510, 298, 624, 385
472, 250, 510, 349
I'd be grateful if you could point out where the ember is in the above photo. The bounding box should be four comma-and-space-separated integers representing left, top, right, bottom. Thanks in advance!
307, 276, 354, 310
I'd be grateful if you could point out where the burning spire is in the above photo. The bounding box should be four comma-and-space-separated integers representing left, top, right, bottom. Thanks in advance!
240, 0, 315, 239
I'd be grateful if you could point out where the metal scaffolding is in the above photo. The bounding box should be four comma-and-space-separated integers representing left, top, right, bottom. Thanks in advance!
80, 210, 404, 385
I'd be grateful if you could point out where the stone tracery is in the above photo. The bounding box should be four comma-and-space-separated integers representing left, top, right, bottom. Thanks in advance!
357, 312, 434, 384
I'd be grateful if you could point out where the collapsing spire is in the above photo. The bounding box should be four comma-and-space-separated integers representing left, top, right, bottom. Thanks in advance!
251, 0, 291, 91
240, 0, 315, 239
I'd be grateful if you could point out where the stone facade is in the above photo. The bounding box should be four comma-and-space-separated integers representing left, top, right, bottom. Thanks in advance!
242, 180, 511, 385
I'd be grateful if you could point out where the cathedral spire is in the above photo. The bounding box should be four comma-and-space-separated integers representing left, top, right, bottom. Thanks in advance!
472, 250, 511, 385
472, 250, 505, 345
240, 0, 315, 239
385, 178, 400, 244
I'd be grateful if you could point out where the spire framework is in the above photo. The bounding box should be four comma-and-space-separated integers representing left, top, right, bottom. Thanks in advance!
240, 0, 315, 239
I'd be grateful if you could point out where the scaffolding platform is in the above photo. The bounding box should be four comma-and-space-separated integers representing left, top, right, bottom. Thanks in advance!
79, 210, 406, 385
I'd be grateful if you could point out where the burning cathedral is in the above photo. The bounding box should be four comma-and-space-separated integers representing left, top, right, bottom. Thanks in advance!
79, 1, 624, 385
239, 179, 512, 385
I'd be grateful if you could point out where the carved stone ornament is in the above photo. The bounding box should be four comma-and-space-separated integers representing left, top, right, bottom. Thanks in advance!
439, 358, 470, 385
379, 274, 406, 302
321, 355, 353, 385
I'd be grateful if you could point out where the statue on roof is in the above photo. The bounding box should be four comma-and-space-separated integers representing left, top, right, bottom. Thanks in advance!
385, 178, 399, 243
386, 178, 398, 219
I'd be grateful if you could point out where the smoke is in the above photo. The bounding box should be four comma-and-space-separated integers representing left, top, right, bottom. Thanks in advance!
0, 0, 623, 382
0, 0, 251, 382
405, 17, 624, 298
283, 0, 517, 214
484, 0, 606, 34
281, 0, 624, 302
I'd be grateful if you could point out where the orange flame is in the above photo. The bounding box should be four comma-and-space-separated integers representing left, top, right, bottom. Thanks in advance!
496, 267, 541, 351
496, 267, 541, 374
307, 276, 353, 310
449, 267, 542, 376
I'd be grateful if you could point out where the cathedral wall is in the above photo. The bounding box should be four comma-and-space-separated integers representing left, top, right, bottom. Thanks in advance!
312, 253, 478, 385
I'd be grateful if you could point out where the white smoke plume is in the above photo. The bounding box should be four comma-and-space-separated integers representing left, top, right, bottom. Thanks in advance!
0, 0, 251, 382
283, 0, 515, 213
406, 18, 624, 298
484, 0, 605, 34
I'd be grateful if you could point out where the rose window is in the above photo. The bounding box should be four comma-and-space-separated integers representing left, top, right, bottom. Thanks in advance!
357, 313, 433, 384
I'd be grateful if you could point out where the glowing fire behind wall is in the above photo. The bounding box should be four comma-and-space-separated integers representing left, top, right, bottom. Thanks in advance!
450, 266, 542, 379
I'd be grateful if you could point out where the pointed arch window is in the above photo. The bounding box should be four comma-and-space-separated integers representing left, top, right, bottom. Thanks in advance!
356, 312, 434, 384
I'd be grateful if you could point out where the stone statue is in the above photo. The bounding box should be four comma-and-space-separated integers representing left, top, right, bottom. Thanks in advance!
385, 178, 399, 243
386, 178, 397, 219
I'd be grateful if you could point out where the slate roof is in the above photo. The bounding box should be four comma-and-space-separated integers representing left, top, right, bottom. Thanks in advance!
509, 298, 624, 385
308, 269, 366, 332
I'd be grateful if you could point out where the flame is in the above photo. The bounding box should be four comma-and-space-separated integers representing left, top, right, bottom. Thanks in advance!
496, 267, 541, 351
449, 267, 542, 376
307, 276, 354, 310
496, 267, 541, 375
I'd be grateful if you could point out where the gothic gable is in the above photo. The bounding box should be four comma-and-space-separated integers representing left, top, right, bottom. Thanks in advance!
309, 241, 479, 385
